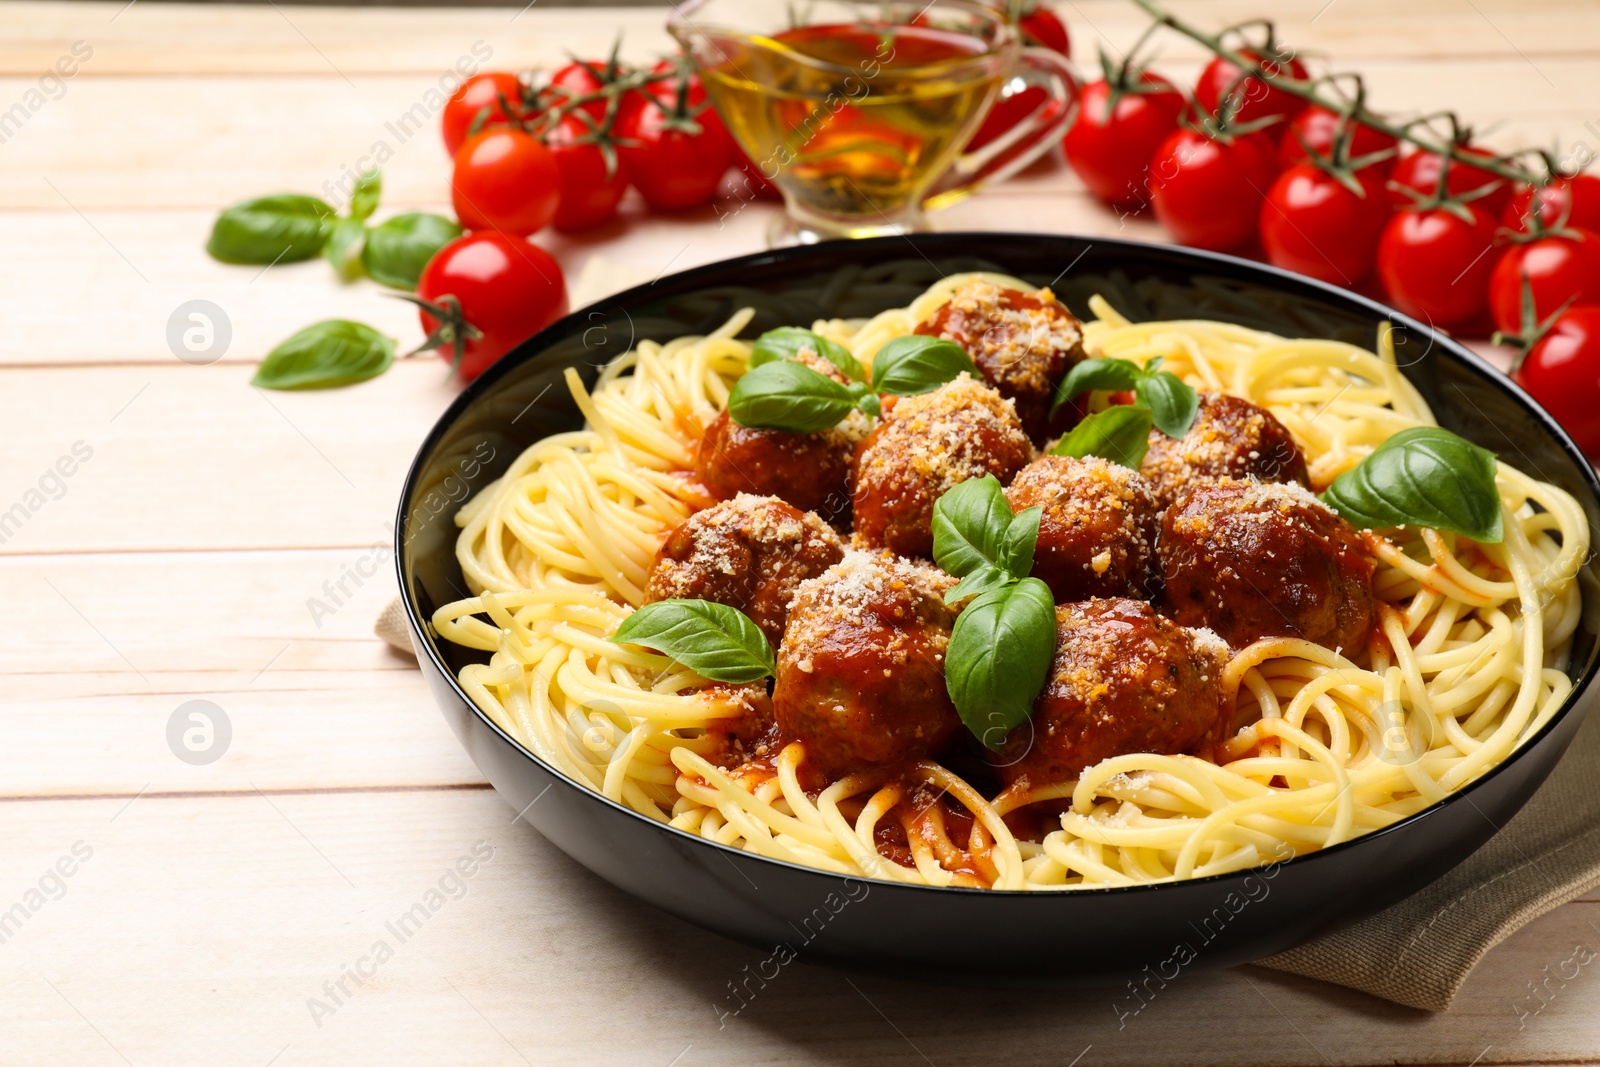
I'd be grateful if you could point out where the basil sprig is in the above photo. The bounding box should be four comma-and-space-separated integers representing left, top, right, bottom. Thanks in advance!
728, 332, 978, 432
362, 212, 463, 290
932, 475, 1042, 606
321, 170, 381, 280
727, 360, 881, 431
946, 578, 1058, 752
207, 170, 457, 292
930, 475, 1057, 749
206, 193, 336, 265
748, 327, 867, 384
609, 599, 776, 684
1051, 356, 1200, 439
252, 320, 395, 390
1321, 426, 1503, 543
1051, 404, 1156, 468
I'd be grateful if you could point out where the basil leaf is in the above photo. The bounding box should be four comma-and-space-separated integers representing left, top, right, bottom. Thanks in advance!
945, 577, 1058, 750
1135, 370, 1200, 438
1051, 405, 1154, 469
1051, 357, 1143, 415
932, 474, 1013, 577
322, 217, 366, 281
252, 320, 395, 390
998, 505, 1042, 578
945, 564, 1014, 607
727, 359, 858, 433
870, 335, 977, 397
748, 326, 866, 383
206, 194, 336, 264
610, 599, 776, 683
362, 212, 463, 290
348, 169, 382, 222
1321, 426, 1503, 543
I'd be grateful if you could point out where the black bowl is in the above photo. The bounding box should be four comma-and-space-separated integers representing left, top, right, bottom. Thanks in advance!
396, 233, 1600, 985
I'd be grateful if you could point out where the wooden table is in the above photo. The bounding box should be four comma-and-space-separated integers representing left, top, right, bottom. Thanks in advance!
6, 2, 1600, 1063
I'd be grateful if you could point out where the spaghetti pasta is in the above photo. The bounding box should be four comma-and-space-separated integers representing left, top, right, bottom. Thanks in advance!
432, 273, 1588, 890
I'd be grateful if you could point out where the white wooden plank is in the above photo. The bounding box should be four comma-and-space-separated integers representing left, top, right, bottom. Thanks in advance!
4, 0, 1598, 77
0, 787, 1596, 1066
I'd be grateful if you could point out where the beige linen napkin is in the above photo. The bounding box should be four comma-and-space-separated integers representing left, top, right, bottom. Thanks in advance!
377, 252, 1600, 1011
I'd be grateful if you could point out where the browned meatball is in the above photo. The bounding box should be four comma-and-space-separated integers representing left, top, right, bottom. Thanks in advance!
773, 550, 962, 777
647, 494, 844, 645
1005, 455, 1161, 603
915, 279, 1086, 441
1140, 392, 1310, 508
1159, 478, 1377, 654
697, 349, 865, 524
695, 682, 779, 770
993, 598, 1231, 787
853, 374, 1034, 558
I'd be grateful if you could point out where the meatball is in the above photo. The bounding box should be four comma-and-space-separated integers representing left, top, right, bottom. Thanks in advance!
647, 494, 844, 645
697, 348, 865, 524
1159, 478, 1377, 654
915, 278, 1086, 441
1005, 455, 1161, 603
853, 374, 1034, 558
1139, 392, 1309, 508
993, 598, 1231, 787
773, 550, 962, 777
695, 682, 780, 770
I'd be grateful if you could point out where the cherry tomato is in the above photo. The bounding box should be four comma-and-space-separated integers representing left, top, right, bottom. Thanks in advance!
545, 114, 629, 232
1388, 145, 1511, 215
1018, 3, 1070, 55
1514, 306, 1600, 456
415, 232, 568, 381
1503, 174, 1600, 234
1148, 128, 1281, 251
441, 73, 530, 157
451, 128, 562, 236
1260, 164, 1389, 286
549, 60, 615, 121
1279, 105, 1398, 175
615, 70, 733, 211
1488, 229, 1600, 335
1375, 205, 1499, 328
1062, 72, 1185, 207
1193, 48, 1309, 134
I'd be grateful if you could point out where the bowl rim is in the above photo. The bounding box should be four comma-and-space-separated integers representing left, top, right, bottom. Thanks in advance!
395, 231, 1600, 898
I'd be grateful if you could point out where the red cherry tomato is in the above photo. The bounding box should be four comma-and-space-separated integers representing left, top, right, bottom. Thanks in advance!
1193, 48, 1309, 134
1488, 229, 1600, 335
1376, 205, 1499, 328
1388, 145, 1511, 215
545, 114, 629, 232
451, 128, 562, 236
1260, 164, 1389, 286
1062, 73, 1184, 207
441, 73, 530, 157
549, 60, 614, 121
1279, 105, 1399, 175
1513, 306, 1600, 456
1148, 128, 1281, 251
615, 71, 733, 211
1018, 3, 1070, 55
416, 232, 568, 381
1503, 174, 1600, 235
